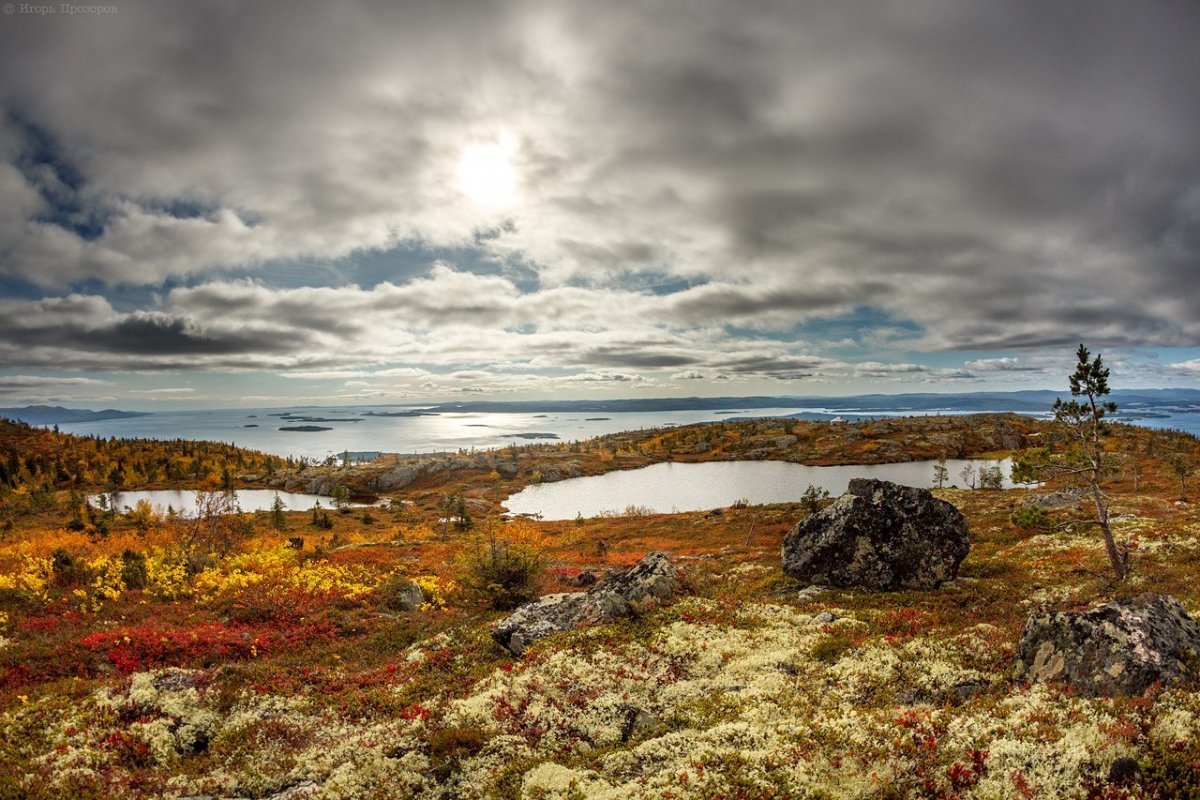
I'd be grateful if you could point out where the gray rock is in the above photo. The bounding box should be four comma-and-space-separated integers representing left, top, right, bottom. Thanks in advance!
620, 707, 658, 743
269, 782, 320, 800
151, 668, 198, 693
782, 479, 970, 590
558, 570, 599, 588
795, 585, 827, 602
1015, 593, 1200, 696
985, 423, 1022, 451
492, 552, 680, 655
951, 680, 990, 703
384, 580, 426, 612
808, 610, 839, 625
373, 465, 423, 492
183, 783, 319, 800
1022, 488, 1087, 510
304, 475, 339, 496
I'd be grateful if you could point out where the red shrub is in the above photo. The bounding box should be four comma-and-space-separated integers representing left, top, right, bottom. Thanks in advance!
78, 619, 338, 673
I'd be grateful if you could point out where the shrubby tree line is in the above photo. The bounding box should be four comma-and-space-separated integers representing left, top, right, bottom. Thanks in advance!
0, 419, 283, 493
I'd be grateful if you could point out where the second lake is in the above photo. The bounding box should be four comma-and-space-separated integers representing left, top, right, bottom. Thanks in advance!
88, 489, 359, 516
504, 458, 1021, 520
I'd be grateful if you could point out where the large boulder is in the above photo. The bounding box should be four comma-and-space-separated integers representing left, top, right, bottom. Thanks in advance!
1014, 593, 1200, 696
782, 478, 969, 589
492, 552, 680, 655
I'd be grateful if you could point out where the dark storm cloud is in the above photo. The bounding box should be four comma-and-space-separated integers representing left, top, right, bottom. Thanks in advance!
581, 349, 701, 370
667, 281, 893, 325
0, 0, 1199, 389
0, 294, 314, 370
709, 353, 832, 381
94, 314, 296, 356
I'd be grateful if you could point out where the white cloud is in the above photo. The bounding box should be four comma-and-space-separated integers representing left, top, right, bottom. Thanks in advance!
1169, 359, 1200, 374
964, 357, 1040, 372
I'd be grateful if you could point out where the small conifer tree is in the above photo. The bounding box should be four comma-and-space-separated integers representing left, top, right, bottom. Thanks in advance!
1014, 344, 1127, 579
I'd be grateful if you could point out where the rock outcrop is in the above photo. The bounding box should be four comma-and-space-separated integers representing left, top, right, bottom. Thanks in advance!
782, 478, 969, 589
1014, 593, 1200, 696
492, 552, 680, 655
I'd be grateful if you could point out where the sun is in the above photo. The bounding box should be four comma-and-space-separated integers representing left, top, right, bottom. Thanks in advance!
457, 142, 518, 208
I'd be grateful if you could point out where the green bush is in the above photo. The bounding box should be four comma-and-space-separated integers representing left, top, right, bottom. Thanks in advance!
1010, 505, 1051, 531
120, 549, 148, 590
801, 484, 831, 514
50, 547, 91, 588
458, 532, 546, 610
811, 630, 862, 664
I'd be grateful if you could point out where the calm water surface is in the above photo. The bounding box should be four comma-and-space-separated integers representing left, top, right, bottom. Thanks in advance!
88, 489, 355, 516
504, 458, 1019, 520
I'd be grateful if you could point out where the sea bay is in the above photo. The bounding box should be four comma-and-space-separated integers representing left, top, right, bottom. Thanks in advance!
44, 402, 1200, 462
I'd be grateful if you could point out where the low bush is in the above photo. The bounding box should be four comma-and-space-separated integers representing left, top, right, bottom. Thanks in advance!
50, 548, 90, 588
1010, 504, 1051, 531
458, 523, 546, 610
119, 549, 148, 590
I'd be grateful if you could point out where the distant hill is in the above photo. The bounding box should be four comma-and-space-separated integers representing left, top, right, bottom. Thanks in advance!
0, 405, 149, 425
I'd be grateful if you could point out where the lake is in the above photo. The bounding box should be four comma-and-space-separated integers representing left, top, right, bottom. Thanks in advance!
503, 458, 1020, 520
88, 489, 359, 517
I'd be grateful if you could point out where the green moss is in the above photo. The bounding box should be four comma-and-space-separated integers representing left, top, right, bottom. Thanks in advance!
810, 630, 863, 664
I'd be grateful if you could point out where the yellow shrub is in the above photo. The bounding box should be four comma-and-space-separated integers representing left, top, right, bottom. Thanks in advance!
0, 556, 51, 604
86, 555, 126, 609
145, 554, 191, 600
194, 545, 379, 602
413, 574, 458, 608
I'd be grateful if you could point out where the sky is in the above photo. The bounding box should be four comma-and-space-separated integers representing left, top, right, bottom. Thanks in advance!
1, 0, 1199, 410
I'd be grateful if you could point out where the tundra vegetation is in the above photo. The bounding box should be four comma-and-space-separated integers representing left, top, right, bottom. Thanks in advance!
0, 407, 1198, 799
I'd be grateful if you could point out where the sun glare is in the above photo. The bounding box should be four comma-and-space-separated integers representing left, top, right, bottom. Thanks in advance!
457, 142, 518, 208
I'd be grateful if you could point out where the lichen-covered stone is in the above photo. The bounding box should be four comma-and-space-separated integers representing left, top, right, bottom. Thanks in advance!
492, 552, 679, 655
781, 478, 969, 589
1014, 593, 1200, 696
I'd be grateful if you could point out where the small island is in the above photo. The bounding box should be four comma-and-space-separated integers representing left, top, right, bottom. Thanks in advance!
364, 410, 440, 418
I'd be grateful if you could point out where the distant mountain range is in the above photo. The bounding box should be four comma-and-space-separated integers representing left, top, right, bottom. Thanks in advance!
425, 389, 1200, 415
0, 405, 150, 425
